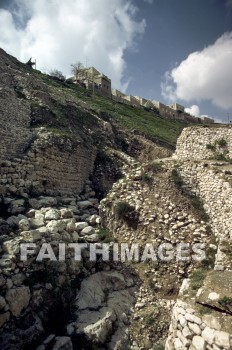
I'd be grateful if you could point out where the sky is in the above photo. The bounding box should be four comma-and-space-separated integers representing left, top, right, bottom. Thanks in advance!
0, 0, 232, 122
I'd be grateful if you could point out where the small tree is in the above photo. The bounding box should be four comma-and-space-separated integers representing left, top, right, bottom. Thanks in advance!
71, 61, 84, 81
49, 69, 66, 81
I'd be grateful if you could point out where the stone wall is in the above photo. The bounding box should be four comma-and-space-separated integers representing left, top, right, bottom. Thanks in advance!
0, 129, 96, 196
166, 270, 232, 350
177, 162, 232, 240
0, 77, 35, 160
164, 126, 232, 349
175, 126, 232, 160
174, 126, 232, 270
166, 294, 232, 350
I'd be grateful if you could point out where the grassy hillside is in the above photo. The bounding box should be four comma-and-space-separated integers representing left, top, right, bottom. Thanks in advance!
33, 70, 191, 146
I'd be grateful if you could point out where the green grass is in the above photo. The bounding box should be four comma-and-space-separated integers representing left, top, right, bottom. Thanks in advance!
32, 69, 191, 146
199, 305, 213, 315
46, 127, 72, 137
87, 94, 190, 146
97, 227, 114, 243
144, 312, 155, 326
190, 269, 207, 291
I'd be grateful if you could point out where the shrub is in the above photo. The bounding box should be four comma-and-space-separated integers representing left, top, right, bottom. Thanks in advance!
115, 201, 135, 219
153, 345, 165, 350
201, 246, 216, 269
95, 149, 111, 165
144, 312, 155, 326
199, 305, 212, 315
97, 227, 114, 243
206, 143, 216, 151
171, 169, 183, 188
49, 69, 66, 81
142, 173, 152, 184
191, 195, 209, 221
216, 138, 227, 147
213, 153, 232, 163
147, 162, 163, 172
218, 296, 232, 308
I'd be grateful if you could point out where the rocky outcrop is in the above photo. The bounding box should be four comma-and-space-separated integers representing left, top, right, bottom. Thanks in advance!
67, 270, 136, 348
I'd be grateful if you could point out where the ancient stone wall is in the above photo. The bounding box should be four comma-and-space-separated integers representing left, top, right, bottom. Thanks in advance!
0, 80, 35, 160
165, 126, 232, 349
175, 126, 232, 160
0, 130, 96, 196
177, 162, 232, 240
174, 127, 232, 270
166, 296, 232, 350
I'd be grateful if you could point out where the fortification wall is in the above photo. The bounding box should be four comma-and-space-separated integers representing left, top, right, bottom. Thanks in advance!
165, 126, 232, 349
175, 126, 232, 160
174, 126, 232, 269
166, 291, 232, 350
177, 162, 232, 240
0, 130, 96, 196
0, 80, 35, 160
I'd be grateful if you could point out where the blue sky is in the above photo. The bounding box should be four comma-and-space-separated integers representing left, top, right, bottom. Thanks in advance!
0, 0, 232, 122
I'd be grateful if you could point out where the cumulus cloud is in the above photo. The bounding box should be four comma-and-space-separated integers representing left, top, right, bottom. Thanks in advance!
0, 0, 146, 91
161, 32, 232, 109
185, 105, 200, 117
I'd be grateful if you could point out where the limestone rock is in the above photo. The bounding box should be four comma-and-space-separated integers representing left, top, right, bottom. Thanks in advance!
192, 335, 206, 350
45, 209, 60, 220
0, 312, 10, 327
214, 330, 231, 349
75, 222, 88, 232
84, 310, 116, 344
6, 286, 30, 316
52, 336, 73, 350
80, 226, 95, 236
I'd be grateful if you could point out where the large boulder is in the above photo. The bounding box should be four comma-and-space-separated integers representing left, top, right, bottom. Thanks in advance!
5, 286, 30, 317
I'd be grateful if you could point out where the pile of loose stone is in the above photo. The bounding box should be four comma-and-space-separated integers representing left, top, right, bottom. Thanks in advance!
99, 160, 219, 349
0, 180, 126, 349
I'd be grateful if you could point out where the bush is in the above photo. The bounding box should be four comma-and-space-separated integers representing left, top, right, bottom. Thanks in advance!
144, 312, 155, 326
171, 169, 183, 188
206, 143, 216, 151
115, 201, 135, 219
97, 227, 114, 243
218, 296, 232, 308
146, 162, 163, 172
191, 195, 209, 221
216, 138, 227, 147
142, 173, 152, 184
49, 69, 66, 81
95, 149, 111, 165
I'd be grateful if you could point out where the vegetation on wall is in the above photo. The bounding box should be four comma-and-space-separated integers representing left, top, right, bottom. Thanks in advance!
206, 138, 232, 163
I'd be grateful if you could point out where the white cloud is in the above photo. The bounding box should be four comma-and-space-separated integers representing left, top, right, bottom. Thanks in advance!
161, 32, 232, 109
0, 0, 146, 91
185, 105, 200, 117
